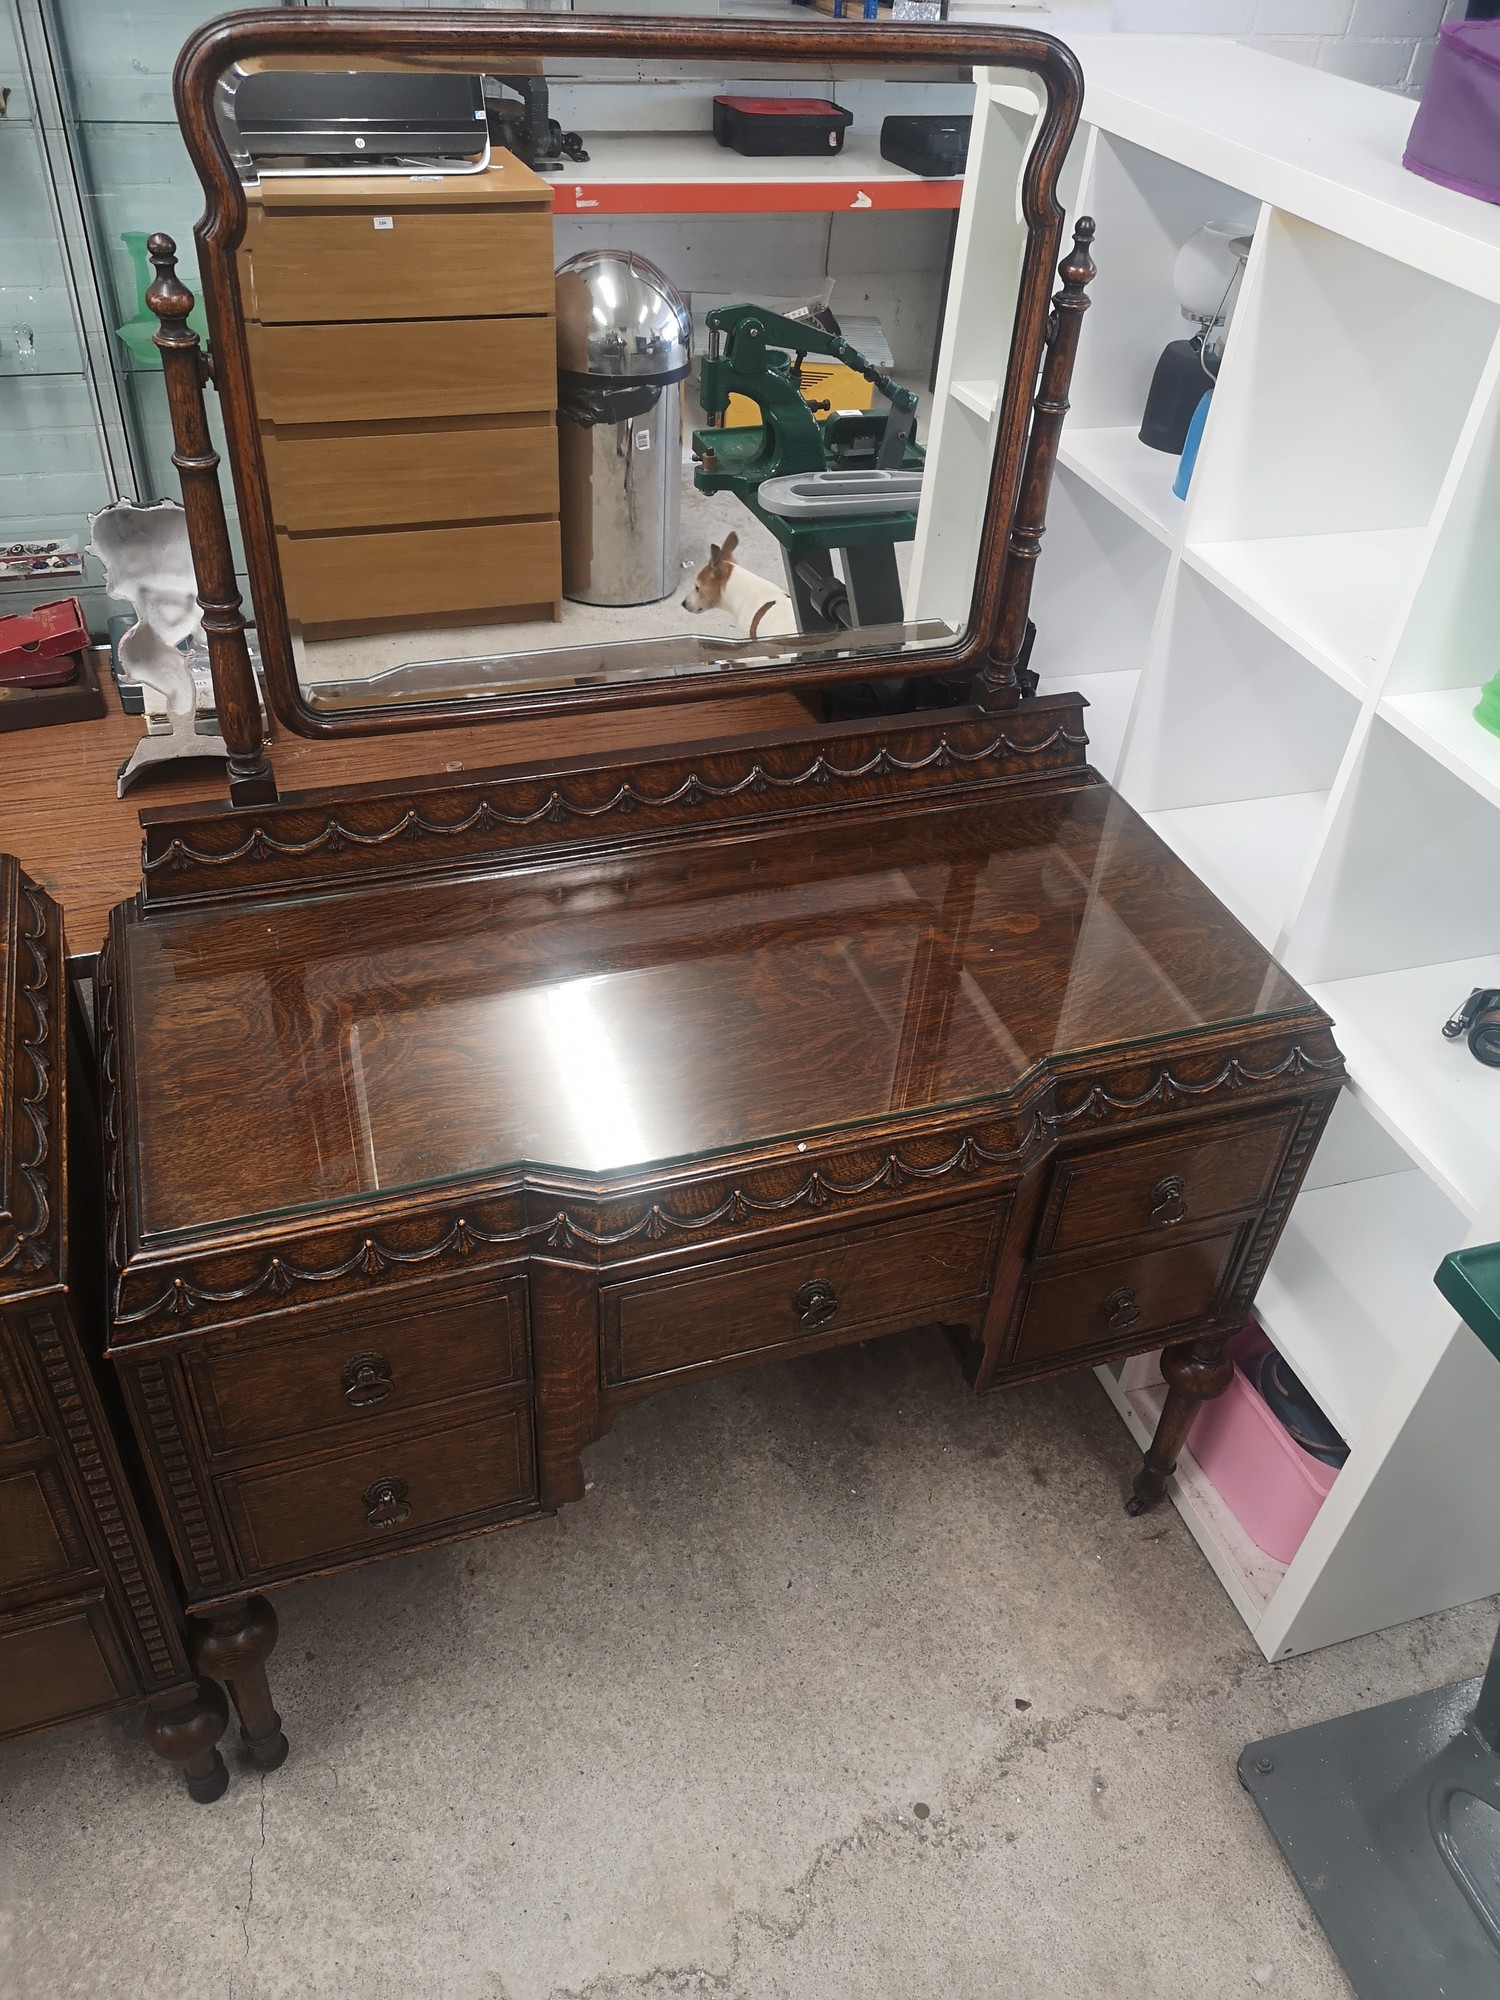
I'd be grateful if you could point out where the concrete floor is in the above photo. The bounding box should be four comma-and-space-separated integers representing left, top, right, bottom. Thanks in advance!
2, 1330, 1493, 1999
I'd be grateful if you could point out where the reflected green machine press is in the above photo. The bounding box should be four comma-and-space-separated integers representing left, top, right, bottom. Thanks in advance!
691, 304, 925, 636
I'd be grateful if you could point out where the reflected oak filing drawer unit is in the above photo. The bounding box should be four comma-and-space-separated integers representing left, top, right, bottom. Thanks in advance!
239, 155, 562, 640
0, 858, 246, 1801
100, 708, 1344, 1736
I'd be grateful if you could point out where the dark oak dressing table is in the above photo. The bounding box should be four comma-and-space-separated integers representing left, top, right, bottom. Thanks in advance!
91, 11, 1343, 1770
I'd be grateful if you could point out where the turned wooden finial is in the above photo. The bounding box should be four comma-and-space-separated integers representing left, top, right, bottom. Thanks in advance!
1057, 214, 1097, 297
145, 232, 197, 335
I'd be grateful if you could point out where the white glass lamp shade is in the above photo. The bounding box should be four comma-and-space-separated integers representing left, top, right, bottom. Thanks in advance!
1174, 221, 1249, 326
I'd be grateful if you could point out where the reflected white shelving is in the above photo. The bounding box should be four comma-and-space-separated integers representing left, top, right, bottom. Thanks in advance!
934, 38, 1500, 1659
950, 379, 999, 422
1144, 793, 1327, 951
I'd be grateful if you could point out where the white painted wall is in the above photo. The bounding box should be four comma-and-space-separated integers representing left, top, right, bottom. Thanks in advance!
960, 0, 1454, 95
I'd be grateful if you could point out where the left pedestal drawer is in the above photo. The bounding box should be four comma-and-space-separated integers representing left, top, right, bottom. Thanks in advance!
185, 1276, 530, 1457
215, 1394, 537, 1580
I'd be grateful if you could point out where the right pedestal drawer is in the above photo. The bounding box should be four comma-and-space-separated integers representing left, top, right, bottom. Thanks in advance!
1010, 1228, 1243, 1366
1034, 1110, 1297, 1258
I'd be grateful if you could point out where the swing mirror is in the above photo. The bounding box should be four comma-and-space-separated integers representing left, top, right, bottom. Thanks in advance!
174, 11, 1080, 736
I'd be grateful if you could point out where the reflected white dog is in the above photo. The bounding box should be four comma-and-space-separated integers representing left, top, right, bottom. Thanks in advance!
681, 532, 797, 639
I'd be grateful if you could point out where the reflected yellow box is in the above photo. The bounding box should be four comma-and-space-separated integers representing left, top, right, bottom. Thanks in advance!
725, 358, 875, 427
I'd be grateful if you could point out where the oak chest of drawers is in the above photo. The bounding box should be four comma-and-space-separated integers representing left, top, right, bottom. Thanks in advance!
239, 155, 561, 640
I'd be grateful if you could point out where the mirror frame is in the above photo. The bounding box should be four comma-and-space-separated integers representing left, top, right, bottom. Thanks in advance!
174, 8, 1082, 740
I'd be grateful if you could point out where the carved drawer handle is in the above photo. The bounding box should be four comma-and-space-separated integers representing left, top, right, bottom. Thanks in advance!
363, 1477, 411, 1530
1104, 1287, 1143, 1335
793, 1279, 840, 1331
342, 1353, 394, 1408
1147, 1176, 1187, 1227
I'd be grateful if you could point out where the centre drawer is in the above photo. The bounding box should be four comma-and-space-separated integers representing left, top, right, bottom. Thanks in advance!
1035, 1110, 1295, 1258
245, 316, 557, 426
262, 417, 559, 534
602, 1201, 1006, 1388
216, 1397, 537, 1579
1010, 1227, 1243, 1367
185, 1277, 529, 1458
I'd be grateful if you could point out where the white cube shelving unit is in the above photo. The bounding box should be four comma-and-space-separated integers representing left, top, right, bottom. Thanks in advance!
922, 37, 1500, 1658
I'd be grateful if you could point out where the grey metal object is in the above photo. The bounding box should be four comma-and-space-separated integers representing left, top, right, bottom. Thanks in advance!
1241, 1246, 1500, 1998
555, 251, 691, 607
556, 249, 691, 380
784, 547, 906, 637
758, 469, 924, 520
1239, 1654, 1500, 1999
87, 498, 232, 797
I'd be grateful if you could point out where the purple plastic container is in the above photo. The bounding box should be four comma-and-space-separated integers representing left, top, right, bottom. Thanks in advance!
1404, 20, 1500, 206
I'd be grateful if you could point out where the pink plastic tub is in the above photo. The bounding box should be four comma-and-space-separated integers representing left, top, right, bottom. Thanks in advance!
1186, 1324, 1339, 1564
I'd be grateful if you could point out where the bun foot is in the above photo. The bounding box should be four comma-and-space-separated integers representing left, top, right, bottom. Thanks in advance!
186, 1753, 232, 1804
193, 1594, 288, 1774
144, 1677, 230, 1803
242, 1717, 290, 1772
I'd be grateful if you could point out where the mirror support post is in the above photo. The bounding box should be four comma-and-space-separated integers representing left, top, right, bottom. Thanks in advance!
975, 216, 1097, 713
146, 233, 278, 807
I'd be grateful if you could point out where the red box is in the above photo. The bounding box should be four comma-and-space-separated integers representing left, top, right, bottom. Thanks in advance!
0, 597, 89, 687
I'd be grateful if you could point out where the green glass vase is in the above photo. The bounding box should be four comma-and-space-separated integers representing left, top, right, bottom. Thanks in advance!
1475, 672, 1500, 741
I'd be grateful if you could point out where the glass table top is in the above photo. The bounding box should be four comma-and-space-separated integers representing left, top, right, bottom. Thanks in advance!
122, 784, 1309, 1236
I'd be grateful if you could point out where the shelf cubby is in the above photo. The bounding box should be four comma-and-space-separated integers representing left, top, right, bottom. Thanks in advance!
1068, 131, 1259, 437
1257, 1163, 1466, 1449
1185, 213, 1500, 693
1288, 719, 1500, 1217
1097, 1364, 1289, 1627
1116, 566, 1356, 945
1380, 689, 1500, 814
1057, 425, 1181, 547
1028, 465, 1170, 784
1030, 466, 1169, 678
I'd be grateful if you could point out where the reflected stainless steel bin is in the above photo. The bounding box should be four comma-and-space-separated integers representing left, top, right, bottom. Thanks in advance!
555, 250, 691, 607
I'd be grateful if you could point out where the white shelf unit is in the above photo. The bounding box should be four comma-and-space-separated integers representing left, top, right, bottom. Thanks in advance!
929, 38, 1500, 1659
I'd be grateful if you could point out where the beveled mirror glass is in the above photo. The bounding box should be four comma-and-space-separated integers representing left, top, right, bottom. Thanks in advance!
174, 12, 1079, 735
